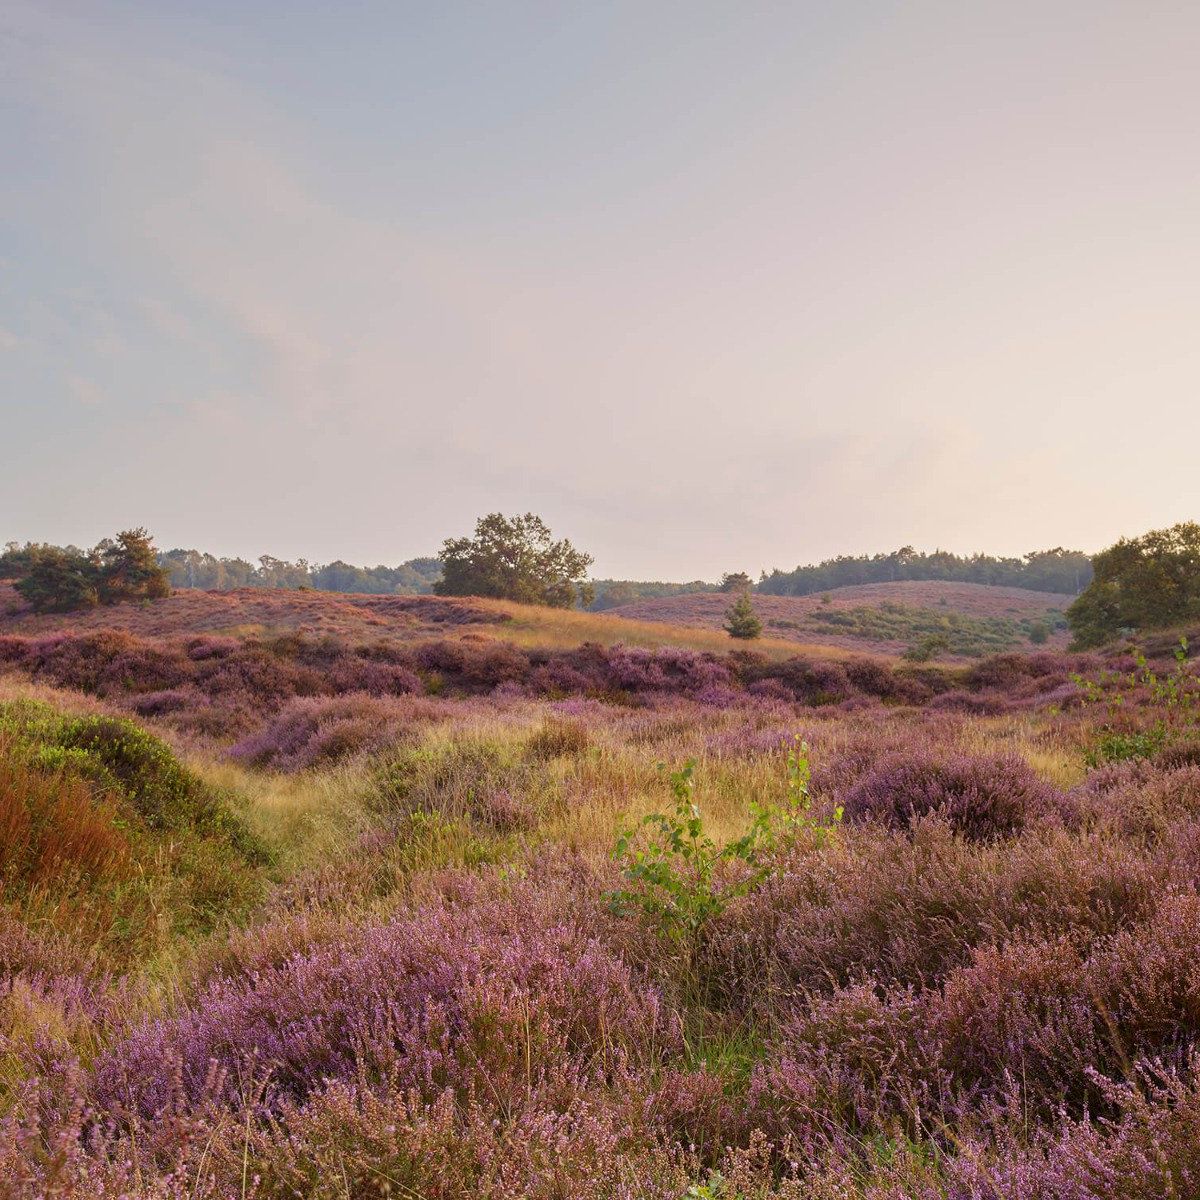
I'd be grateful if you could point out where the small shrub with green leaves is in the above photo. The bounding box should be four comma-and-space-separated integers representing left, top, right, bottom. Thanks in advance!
1074, 638, 1200, 764
903, 632, 950, 662
608, 740, 839, 953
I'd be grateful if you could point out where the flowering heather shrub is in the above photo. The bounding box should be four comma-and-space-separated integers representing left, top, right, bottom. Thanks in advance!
708, 818, 1180, 1006
1069, 764, 1200, 841
228, 693, 446, 771
184, 633, 240, 660
0, 909, 98, 984
92, 880, 680, 1120
127, 685, 204, 716
934, 936, 1105, 1115
746, 984, 934, 1146
927, 689, 1008, 715
953, 1059, 1200, 1199
325, 656, 423, 696
838, 750, 1057, 840
1153, 735, 1200, 770
705, 724, 801, 759
965, 649, 1089, 693
20, 630, 187, 695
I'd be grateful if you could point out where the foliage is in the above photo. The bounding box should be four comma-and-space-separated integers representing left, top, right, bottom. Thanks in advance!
148, 547, 442, 593
723, 593, 763, 639
1074, 637, 1200, 764
435, 512, 595, 608
608, 742, 838, 952
761, 544, 1093, 597
96, 527, 171, 603
11, 528, 170, 612
783, 600, 1067, 656
1067, 522, 1200, 648
0, 700, 268, 961
719, 572, 753, 594
12, 545, 100, 612
902, 632, 949, 662
589, 578, 717, 611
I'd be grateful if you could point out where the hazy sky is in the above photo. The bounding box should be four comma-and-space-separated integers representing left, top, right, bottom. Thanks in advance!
3, 2, 1199, 578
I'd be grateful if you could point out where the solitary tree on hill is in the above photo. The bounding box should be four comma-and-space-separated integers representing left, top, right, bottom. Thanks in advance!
434, 513, 594, 608
723, 592, 763, 639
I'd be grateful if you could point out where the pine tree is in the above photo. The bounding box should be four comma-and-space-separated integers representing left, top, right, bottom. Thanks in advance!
98, 529, 172, 604
723, 592, 763, 639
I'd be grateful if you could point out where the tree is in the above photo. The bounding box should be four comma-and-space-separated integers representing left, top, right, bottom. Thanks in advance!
718, 571, 753, 594
98, 529, 171, 603
13, 546, 101, 612
12, 529, 171, 612
434, 513, 594, 608
1067, 522, 1200, 648
723, 592, 763, 639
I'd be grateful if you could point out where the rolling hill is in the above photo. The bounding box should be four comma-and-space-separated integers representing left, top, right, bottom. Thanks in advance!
607, 580, 1073, 658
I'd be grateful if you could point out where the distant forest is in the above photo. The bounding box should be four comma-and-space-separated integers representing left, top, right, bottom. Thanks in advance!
758, 547, 1092, 597
3, 541, 1093, 605
153, 550, 444, 595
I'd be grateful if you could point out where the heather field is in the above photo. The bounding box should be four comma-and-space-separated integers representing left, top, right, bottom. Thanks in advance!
3, 595, 1200, 1198
608, 583, 1073, 659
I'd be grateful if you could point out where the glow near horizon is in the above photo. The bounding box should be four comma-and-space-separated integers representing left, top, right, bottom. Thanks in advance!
2, 2, 1199, 579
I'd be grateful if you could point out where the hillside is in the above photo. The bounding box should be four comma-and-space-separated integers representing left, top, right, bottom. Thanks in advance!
5, 568, 1200, 1197
0, 581, 858, 662
608, 580, 1073, 658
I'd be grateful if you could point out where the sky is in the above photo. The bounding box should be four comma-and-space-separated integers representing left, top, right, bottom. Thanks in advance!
2, 1, 1199, 580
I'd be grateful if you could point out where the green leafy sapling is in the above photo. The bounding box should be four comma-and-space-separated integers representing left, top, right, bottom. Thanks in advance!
608, 739, 841, 947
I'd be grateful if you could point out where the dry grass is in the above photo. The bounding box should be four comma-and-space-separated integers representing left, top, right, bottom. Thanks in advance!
188, 758, 377, 873
466, 596, 870, 661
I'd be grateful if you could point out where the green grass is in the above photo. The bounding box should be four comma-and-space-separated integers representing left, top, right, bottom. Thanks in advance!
768, 600, 1067, 657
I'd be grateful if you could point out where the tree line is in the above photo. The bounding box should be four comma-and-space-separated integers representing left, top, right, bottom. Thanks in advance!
9, 516, 1200, 652
154, 549, 443, 595
758, 546, 1093, 597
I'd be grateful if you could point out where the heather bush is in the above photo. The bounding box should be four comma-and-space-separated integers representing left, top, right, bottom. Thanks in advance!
708, 817, 1177, 1007
955, 1058, 1200, 1199
525, 716, 591, 760
92, 879, 680, 1120
838, 750, 1057, 840
229, 693, 447, 771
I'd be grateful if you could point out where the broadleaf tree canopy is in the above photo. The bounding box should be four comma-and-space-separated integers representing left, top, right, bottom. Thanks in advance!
434, 513, 594, 608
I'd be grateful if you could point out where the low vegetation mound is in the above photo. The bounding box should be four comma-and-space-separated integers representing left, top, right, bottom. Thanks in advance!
837, 749, 1058, 840
0, 700, 268, 963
